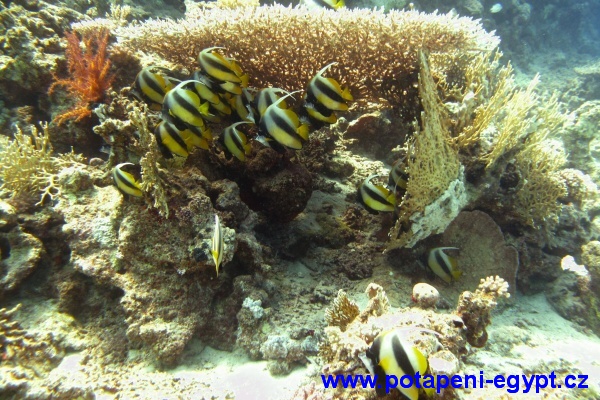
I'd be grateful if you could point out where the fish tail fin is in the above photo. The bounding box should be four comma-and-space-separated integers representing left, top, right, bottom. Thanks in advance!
198, 101, 210, 117
297, 123, 310, 141
335, 0, 345, 8
239, 73, 250, 88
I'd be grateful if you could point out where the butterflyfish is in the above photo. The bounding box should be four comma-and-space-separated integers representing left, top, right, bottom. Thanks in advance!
388, 158, 409, 193
255, 88, 289, 118
357, 174, 396, 214
361, 328, 430, 400
427, 247, 462, 284
258, 91, 310, 150
131, 66, 176, 110
221, 121, 253, 162
197, 48, 249, 95
211, 214, 224, 276
155, 119, 211, 158
162, 80, 212, 128
305, 62, 353, 112
112, 162, 143, 197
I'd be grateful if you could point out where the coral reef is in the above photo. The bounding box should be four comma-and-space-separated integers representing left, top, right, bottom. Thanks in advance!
455, 276, 510, 347
388, 50, 463, 250
317, 280, 513, 398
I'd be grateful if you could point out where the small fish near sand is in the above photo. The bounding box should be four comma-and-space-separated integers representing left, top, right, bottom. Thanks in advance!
427, 247, 462, 284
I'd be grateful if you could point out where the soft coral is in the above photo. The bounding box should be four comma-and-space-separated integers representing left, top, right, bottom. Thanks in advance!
49, 28, 115, 125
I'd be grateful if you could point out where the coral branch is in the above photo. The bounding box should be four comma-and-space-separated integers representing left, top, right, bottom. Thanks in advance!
49, 28, 115, 125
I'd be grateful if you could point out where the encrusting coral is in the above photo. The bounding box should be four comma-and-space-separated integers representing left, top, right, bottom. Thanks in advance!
455, 276, 510, 348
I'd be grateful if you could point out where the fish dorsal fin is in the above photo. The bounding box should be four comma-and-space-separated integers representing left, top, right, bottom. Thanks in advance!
271, 90, 302, 109
230, 121, 252, 130
316, 62, 338, 78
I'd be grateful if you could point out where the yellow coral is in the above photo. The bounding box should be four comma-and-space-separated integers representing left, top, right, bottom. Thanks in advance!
388, 50, 461, 250
0, 124, 84, 207
325, 290, 360, 331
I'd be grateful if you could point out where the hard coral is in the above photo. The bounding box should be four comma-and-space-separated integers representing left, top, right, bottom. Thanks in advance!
455, 276, 510, 347
49, 28, 114, 125
110, 4, 498, 110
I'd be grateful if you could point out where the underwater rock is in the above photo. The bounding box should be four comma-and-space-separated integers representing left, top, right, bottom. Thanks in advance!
546, 256, 591, 328
260, 334, 315, 375
251, 163, 313, 222
412, 282, 439, 309
55, 180, 252, 366
0, 226, 45, 297
0, 304, 65, 393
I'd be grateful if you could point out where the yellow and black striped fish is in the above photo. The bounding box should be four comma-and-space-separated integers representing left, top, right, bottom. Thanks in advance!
221, 121, 252, 162
112, 162, 143, 197
363, 329, 431, 399
162, 80, 212, 127
388, 158, 409, 193
229, 88, 256, 123
427, 247, 462, 284
258, 91, 310, 150
131, 66, 176, 110
254, 88, 289, 119
197, 48, 249, 95
155, 119, 212, 158
305, 100, 337, 125
305, 62, 353, 112
357, 174, 396, 214
211, 214, 224, 277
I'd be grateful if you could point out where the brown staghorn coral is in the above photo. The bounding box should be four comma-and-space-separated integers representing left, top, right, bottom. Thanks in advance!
49, 28, 114, 125
109, 4, 498, 110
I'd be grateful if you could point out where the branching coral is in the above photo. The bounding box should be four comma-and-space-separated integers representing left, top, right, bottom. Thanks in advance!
106, 4, 498, 110
0, 124, 85, 207
513, 139, 567, 228
49, 28, 114, 125
325, 290, 360, 332
388, 50, 462, 250
127, 102, 170, 217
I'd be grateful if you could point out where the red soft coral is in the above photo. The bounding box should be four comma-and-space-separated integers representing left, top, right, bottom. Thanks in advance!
49, 28, 115, 125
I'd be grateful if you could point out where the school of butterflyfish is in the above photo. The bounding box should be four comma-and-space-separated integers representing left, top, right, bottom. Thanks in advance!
112, 47, 354, 276
114, 48, 354, 193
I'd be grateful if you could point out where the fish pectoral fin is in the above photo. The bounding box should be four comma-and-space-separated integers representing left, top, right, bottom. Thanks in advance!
297, 123, 310, 140
451, 270, 463, 280
342, 87, 353, 101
